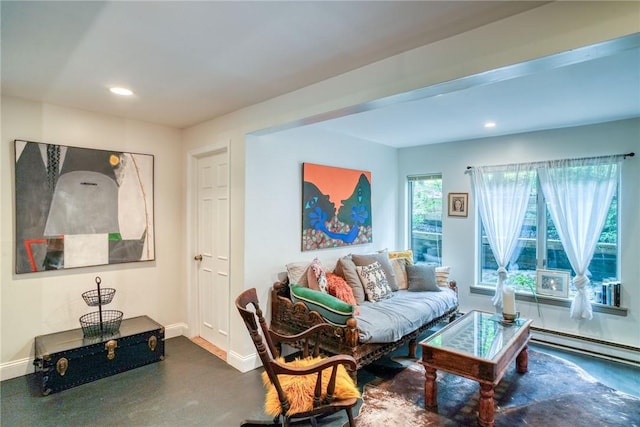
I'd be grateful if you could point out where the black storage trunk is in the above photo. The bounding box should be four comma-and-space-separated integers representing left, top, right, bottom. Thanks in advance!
34, 315, 164, 395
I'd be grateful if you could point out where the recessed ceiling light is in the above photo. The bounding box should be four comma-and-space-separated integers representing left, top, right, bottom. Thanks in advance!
484, 121, 496, 128
109, 87, 134, 96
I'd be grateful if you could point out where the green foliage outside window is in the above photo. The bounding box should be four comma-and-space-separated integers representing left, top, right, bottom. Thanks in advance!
410, 176, 443, 265
481, 172, 618, 300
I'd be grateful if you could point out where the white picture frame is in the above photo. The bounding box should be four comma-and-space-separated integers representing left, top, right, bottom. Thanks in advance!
536, 269, 570, 298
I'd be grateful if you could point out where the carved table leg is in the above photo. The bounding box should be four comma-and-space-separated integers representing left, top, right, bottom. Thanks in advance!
516, 345, 529, 373
478, 383, 495, 427
408, 339, 417, 358
424, 366, 438, 408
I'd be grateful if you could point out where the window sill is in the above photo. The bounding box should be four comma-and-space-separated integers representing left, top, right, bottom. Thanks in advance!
470, 285, 628, 317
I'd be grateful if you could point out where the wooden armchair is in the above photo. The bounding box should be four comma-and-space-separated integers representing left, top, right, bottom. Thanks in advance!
236, 288, 359, 427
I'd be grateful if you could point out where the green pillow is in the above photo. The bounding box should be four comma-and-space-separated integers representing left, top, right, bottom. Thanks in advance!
290, 284, 354, 326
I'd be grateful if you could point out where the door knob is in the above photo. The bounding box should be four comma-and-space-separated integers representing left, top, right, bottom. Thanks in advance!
194, 254, 203, 261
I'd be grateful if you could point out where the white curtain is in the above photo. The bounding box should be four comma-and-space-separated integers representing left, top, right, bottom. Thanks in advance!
470, 164, 535, 311
538, 156, 621, 320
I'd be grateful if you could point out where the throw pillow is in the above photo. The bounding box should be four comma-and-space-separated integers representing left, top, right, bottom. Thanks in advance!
390, 257, 410, 290
406, 264, 441, 292
334, 256, 366, 304
386, 249, 415, 264
352, 253, 399, 291
356, 261, 393, 302
435, 266, 451, 287
286, 261, 310, 286
290, 284, 354, 326
307, 258, 328, 293
326, 272, 360, 315
262, 356, 361, 416
377, 249, 414, 290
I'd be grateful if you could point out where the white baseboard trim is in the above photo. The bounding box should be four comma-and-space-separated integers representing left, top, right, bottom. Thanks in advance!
531, 327, 640, 366
164, 322, 187, 339
0, 322, 188, 382
227, 350, 260, 373
0, 357, 33, 382
5, 324, 636, 381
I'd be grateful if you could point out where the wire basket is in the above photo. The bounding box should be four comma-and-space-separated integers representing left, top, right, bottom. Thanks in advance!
79, 310, 123, 337
81, 288, 116, 306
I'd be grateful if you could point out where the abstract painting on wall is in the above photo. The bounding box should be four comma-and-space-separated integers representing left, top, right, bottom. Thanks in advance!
14, 140, 155, 273
302, 163, 372, 251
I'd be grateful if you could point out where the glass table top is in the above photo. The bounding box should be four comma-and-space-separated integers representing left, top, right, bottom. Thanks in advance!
421, 311, 528, 361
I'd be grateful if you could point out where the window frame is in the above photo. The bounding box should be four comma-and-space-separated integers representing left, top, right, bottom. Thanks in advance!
475, 169, 622, 309
408, 174, 443, 266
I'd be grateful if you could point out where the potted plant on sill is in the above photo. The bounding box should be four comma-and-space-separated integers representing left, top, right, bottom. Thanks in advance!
507, 273, 541, 317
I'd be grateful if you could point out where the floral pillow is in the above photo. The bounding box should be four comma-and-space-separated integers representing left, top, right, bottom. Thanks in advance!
356, 261, 393, 302
307, 257, 328, 293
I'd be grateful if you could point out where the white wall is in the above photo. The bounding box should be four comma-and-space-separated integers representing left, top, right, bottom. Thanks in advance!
245, 128, 399, 284
0, 96, 185, 379
182, 2, 640, 368
236, 128, 397, 365
398, 118, 640, 348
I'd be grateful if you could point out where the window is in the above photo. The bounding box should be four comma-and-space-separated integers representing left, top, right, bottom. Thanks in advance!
480, 175, 619, 301
408, 174, 442, 265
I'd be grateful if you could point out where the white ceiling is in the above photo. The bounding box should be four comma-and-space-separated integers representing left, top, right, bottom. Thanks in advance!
307, 43, 640, 147
1, 1, 546, 127
2, 1, 639, 147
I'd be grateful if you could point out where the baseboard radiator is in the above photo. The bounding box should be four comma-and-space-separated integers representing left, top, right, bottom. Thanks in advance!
531, 326, 640, 366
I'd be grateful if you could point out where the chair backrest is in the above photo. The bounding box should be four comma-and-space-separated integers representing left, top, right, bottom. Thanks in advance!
236, 288, 292, 412
236, 288, 359, 425
236, 287, 279, 361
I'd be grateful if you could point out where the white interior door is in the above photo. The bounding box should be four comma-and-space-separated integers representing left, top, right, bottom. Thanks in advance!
195, 150, 229, 352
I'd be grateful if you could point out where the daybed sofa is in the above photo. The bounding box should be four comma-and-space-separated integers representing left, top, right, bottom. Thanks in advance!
270, 252, 459, 377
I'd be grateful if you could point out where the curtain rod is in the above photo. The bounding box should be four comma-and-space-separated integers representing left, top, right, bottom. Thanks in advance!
466, 152, 635, 171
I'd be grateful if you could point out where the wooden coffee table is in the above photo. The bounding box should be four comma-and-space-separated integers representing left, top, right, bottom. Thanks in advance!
420, 310, 532, 427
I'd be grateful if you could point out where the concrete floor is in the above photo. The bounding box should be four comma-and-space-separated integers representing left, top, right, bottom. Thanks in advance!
530, 342, 640, 399
1, 336, 267, 427
1, 336, 638, 427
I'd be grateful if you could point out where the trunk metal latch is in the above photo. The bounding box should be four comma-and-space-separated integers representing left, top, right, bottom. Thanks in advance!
105, 339, 118, 360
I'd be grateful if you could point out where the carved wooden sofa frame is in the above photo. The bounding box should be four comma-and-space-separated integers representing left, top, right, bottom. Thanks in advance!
270, 279, 458, 378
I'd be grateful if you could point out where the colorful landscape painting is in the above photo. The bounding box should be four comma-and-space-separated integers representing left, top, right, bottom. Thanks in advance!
302, 163, 372, 251
14, 140, 155, 273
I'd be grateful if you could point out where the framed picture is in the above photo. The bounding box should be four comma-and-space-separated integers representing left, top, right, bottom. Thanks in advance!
301, 163, 372, 251
14, 140, 155, 273
448, 193, 468, 217
536, 269, 570, 298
